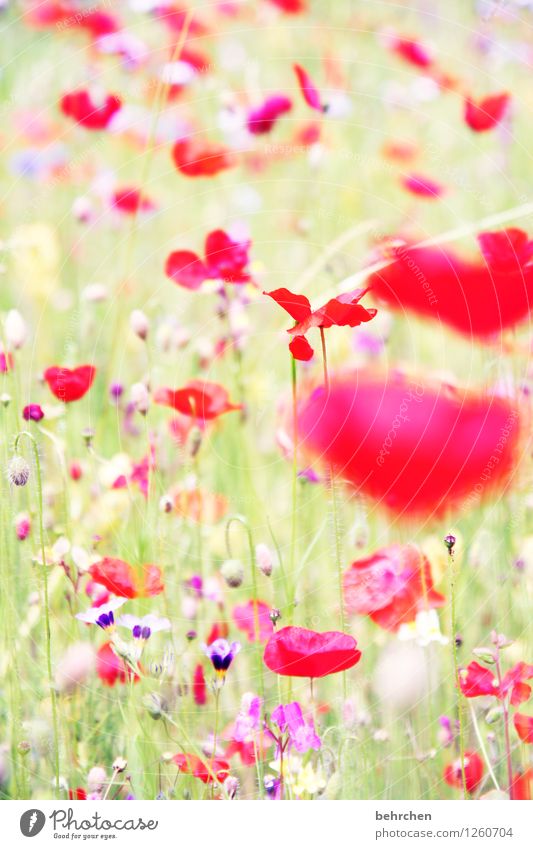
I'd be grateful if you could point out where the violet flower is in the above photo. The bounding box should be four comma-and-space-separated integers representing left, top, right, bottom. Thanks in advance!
118, 613, 171, 641
202, 638, 241, 681
75, 598, 127, 632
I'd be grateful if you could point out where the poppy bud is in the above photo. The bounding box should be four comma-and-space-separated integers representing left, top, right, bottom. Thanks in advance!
221, 558, 244, 588
143, 692, 166, 720
17, 741, 31, 756
256, 543, 274, 577
159, 494, 173, 513
5, 309, 27, 349
130, 309, 150, 341
81, 427, 95, 447
472, 647, 496, 664
7, 455, 30, 487
1, 393, 11, 407
188, 426, 202, 458
130, 382, 150, 415
224, 776, 239, 799
444, 534, 456, 553
269, 608, 281, 625
87, 766, 107, 793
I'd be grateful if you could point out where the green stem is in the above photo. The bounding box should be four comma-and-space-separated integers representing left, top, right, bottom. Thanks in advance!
448, 548, 466, 798
289, 356, 298, 624
495, 653, 514, 800
225, 514, 266, 796
14, 431, 61, 798
319, 330, 346, 700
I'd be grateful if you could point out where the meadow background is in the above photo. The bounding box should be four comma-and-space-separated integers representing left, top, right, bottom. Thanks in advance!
0, 0, 532, 801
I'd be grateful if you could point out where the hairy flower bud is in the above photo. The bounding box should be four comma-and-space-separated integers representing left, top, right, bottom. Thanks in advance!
130, 309, 150, 341
221, 558, 244, 588
7, 455, 30, 486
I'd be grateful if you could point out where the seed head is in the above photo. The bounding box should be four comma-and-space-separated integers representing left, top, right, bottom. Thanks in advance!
220, 558, 244, 588
7, 455, 30, 486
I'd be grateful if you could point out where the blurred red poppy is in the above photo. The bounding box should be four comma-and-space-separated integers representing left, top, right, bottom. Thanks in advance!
368, 228, 533, 339
297, 370, 521, 519
68, 787, 87, 800
267, 0, 306, 12
402, 173, 444, 199
154, 381, 241, 420
60, 89, 121, 130
172, 138, 236, 177
193, 664, 207, 706
172, 753, 230, 784
293, 64, 324, 112
89, 558, 164, 599
343, 544, 445, 631
512, 769, 533, 800
96, 641, 139, 687
44, 365, 96, 402
459, 661, 533, 706
514, 713, 533, 744
464, 93, 510, 132
112, 187, 154, 215
233, 600, 273, 642
166, 229, 252, 290
391, 36, 433, 69
247, 95, 292, 134
265, 286, 376, 359
263, 626, 361, 678
443, 751, 484, 794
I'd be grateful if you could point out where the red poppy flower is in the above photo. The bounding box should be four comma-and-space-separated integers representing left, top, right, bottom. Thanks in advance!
464, 93, 510, 132
512, 769, 533, 800
343, 544, 445, 631
443, 751, 484, 794
233, 600, 273, 642
68, 787, 87, 801
247, 95, 292, 135
60, 89, 121, 130
263, 626, 361, 678
75, 8, 120, 39
89, 558, 164, 599
225, 739, 259, 766
368, 228, 533, 339
172, 753, 230, 784
459, 661, 533, 706
296, 370, 521, 519
112, 187, 154, 215
154, 381, 241, 420
265, 287, 377, 359
172, 138, 236, 177
193, 664, 207, 706
165, 229, 252, 290
267, 0, 306, 12
514, 713, 533, 744
44, 365, 96, 402
402, 173, 444, 199
390, 36, 433, 69
206, 621, 229, 644
96, 641, 139, 687
293, 64, 324, 112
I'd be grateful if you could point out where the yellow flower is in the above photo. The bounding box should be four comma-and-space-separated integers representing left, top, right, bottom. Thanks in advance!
10, 223, 60, 299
